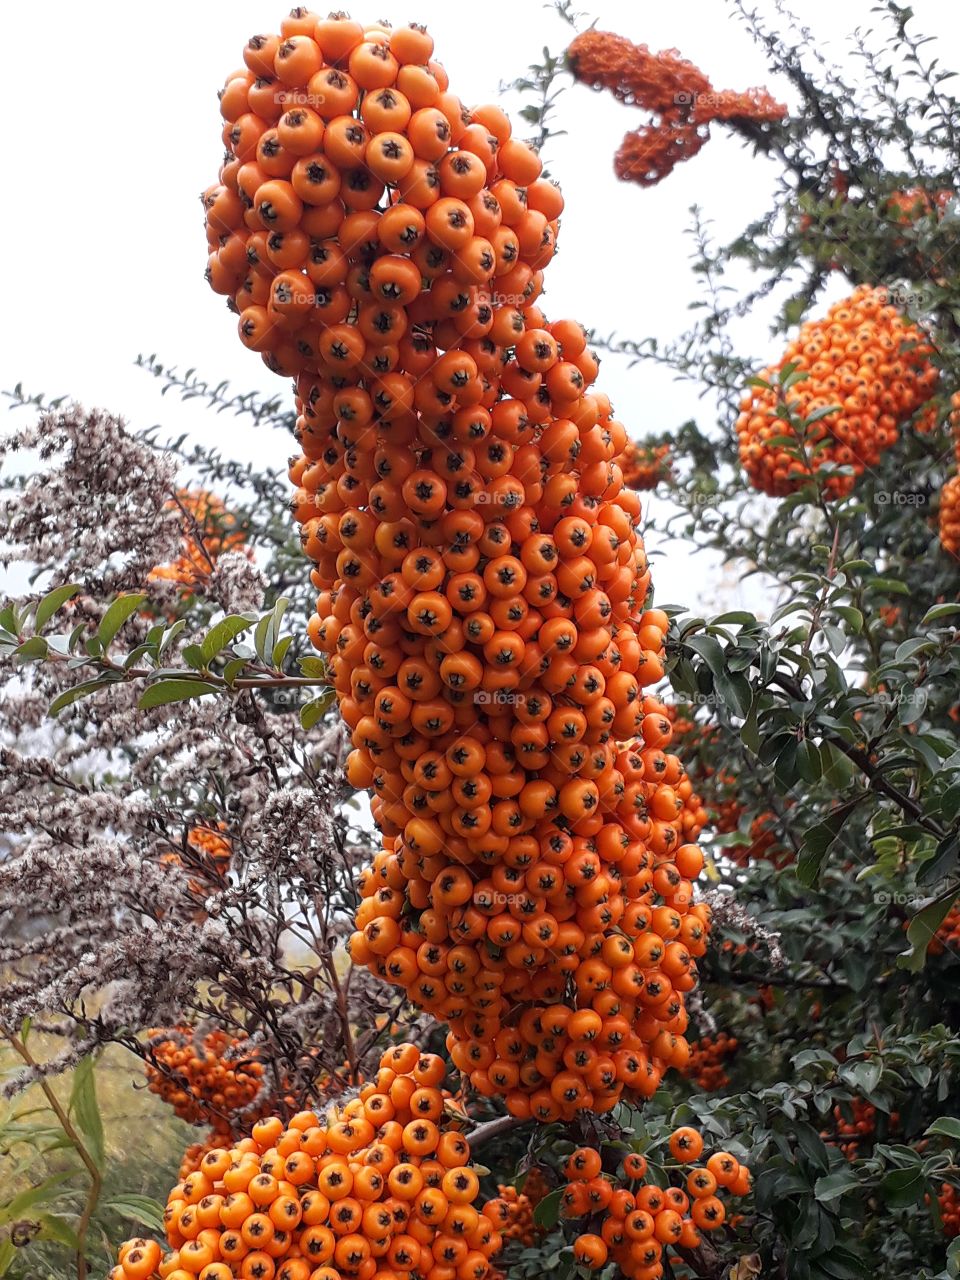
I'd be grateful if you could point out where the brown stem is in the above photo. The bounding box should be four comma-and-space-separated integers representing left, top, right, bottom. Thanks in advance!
465, 1114, 529, 1150
3, 1031, 102, 1280
320, 949, 360, 1084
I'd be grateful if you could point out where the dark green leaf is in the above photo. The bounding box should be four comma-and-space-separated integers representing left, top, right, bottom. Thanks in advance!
138, 679, 217, 710
49, 679, 113, 717
794, 1122, 831, 1172
533, 1188, 562, 1229
922, 603, 960, 626
813, 1168, 858, 1203
796, 739, 823, 783
881, 1165, 925, 1208
797, 799, 861, 886
685, 634, 726, 673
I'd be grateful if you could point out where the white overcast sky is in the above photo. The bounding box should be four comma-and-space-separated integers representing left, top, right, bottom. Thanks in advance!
2, 0, 958, 614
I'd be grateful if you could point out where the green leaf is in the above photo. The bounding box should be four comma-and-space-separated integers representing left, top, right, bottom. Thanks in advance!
817, 1247, 871, 1279
181, 643, 205, 669
222, 658, 248, 687
36, 1213, 81, 1249
840, 1059, 882, 1095
869, 577, 911, 596
97, 594, 147, 648
814, 1168, 858, 1203
533, 1188, 563, 1229
138, 679, 216, 710
741, 699, 760, 754
105, 1193, 166, 1232
710, 611, 757, 626
796, 739, 823, 783
684, 633, 726, 673
272, 634, 293, 669
833, 605, 863, 632
158, 618, 187, 656
895, 636, 935, 662
255, 613, 274, 664
926, 1117, 960, 1141
794, 1122, 831, 1172
255, 598, 289, 664
298, 656, 328, 678
0, 1239, 14, 1278
804, 402, 844, 425
15, 636, 48, 660
922, 602, 960, 626
881, 1165, 925, 1208
300, 688, 337, 730
797, 799, 861, 886
201, 615, 255, 666
68, 1055, 105, 1171
48, 678, 113, 717
713, 667, 753, 718
0, 1171, 75, 1223
899, 889, 958, 972
34, 583, 81, 632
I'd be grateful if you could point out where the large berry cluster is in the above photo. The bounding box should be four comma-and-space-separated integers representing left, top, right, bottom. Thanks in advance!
204, 8, 715, 1127
736, 285, 938, 498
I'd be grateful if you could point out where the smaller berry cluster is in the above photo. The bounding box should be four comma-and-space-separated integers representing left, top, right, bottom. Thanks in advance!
559, 1132, 750, 1278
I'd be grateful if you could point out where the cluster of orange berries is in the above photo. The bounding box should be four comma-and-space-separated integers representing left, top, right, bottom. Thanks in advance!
822, 1100, 898, 1161
483, 1181, 545, 1249
202, 15, 716, 1122
928, 904, 960, 956
160, 826, 233, 903
348, 691, 711, 1119
114, 1043, 501, 1280
736, 285, 938, 498
206, 13, 562, 382
566, 29, 785, 188
146, 1028, 267, 1135
682, 1033, 738, 1092
883, 187, 953, 225
939, 392, 960, 557
560, 1132, 750, 1277
939, 1183, 960, 1237
726, 812, 793, 870
150, 490, 247, 590
618, 441, 671, 491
